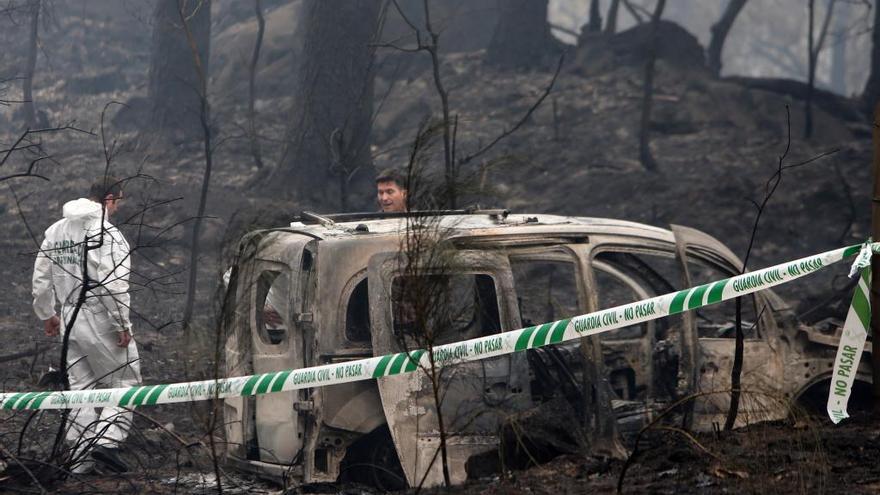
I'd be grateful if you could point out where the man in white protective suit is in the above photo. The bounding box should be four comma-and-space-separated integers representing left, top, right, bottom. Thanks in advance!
32, 176, 141, 474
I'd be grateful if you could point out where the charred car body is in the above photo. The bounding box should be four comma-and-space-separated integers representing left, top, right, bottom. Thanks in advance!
221, 210, 868, 488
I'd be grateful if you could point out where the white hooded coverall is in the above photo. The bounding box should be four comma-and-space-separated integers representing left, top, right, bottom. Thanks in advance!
32, 198, 141, 455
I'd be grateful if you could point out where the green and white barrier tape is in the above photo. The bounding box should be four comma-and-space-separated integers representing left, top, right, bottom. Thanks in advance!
827, 242, 877, 423
0, 243, 872, 422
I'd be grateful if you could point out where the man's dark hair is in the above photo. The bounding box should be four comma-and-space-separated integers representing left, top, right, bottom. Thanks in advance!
375, 168, 407, 189
89, 176, 124, 200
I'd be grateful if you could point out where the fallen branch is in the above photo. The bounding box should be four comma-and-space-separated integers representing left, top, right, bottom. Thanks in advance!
0, 343, 50, 364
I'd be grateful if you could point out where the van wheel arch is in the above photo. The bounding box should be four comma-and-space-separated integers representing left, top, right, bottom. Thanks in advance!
338, 424, 406, 490
793, 375, 873, 416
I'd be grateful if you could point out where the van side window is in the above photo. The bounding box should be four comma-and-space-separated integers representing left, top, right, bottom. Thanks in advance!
256, 270, 290, 346
345, 279, 371, 342
685, 255, 762, 339
510, 259, 579, 326
593, 251, 682, 341
592, 262, 649, 340
592, 250, 686, 401
390, 274, 500, 346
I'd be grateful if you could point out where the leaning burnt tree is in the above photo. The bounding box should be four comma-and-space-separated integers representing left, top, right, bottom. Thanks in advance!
147, 0, 211, 138
707, 0, 748, 77
638, 0, 666, 172
604, 0, 621, 35
263, 0, 381, 211
486, 0, 561, 69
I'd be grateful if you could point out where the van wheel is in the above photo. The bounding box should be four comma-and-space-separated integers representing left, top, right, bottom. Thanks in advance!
338, 425, 406, 490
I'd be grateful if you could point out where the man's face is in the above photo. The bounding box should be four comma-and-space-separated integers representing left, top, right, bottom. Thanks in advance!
377, 180, 407, 212
103, 193, 123, 217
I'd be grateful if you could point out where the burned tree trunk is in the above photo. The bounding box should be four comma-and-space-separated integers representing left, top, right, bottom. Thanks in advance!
806, 0, 837, 138
248, 0, 266, 170
486, 0, 560, 69
22, 0, 40, 128
707, 0, 748, 77
265, 0, 381, 211
587, 0, 603, 33
605, 0, 621, 35
147, 0, 211, 138
638, 0, 666, 172
806, 0, 816, 138
830, 0, 848, 95
863, 0, 880, 115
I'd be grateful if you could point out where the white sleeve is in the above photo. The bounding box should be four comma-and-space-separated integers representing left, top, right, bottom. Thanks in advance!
32, 235, 57, 321
265, 272, 290, 320
95, 228, 132, 332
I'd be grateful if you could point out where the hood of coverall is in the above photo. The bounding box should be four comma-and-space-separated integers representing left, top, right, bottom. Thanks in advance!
62, 198, 103, 225
52, 198, 106, 310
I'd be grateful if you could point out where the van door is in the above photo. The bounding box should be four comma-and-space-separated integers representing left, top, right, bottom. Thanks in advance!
671, 225, 785, 429
585, 239, 695, 405
249, 260, 302, 463
225, 233, 314, 466
367, 249, 530, 487
509, 246, 624, 458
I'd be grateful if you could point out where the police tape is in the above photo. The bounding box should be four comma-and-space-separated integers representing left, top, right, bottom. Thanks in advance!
0, 243, 870, 415
827, 242, 876, 423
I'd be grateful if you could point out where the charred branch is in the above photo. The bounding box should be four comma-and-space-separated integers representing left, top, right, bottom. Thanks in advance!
0, 124, 93, 183
459, 53, 564, 167
380, 0, 563, 208
724, 106, 838, 430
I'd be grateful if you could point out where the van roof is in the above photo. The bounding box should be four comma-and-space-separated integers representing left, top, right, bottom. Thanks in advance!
285, 210, 675, 243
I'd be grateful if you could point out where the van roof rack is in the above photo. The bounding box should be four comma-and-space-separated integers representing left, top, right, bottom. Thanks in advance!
296, 208, 509, 225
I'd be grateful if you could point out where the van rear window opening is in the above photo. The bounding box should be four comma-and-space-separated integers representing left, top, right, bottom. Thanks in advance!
391, 274, 500, 345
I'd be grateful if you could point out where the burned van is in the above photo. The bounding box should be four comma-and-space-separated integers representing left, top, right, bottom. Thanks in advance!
221, 210, 868, 488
